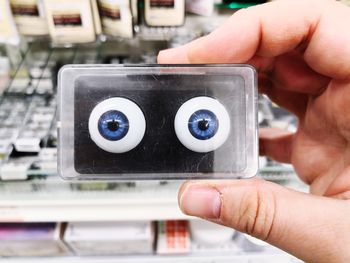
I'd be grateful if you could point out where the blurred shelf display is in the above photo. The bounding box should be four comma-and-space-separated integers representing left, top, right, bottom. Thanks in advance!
0, 39, 306, 223
0, 1, 308, 261
0, 181, 189, 222
0, 177, 307, 222
0, 220, 302, 262
338, 0, 350, 6
0, 223, 69, 257
3, 254, 301, 262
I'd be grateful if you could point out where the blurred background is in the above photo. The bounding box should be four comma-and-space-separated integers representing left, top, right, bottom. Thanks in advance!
0, 0, 348, 262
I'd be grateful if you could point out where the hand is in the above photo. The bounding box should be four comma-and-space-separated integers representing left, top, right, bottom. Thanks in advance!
158, 0, 350, 262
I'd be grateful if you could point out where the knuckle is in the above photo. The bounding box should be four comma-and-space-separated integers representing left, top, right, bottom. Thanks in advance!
237, 181, 277, 241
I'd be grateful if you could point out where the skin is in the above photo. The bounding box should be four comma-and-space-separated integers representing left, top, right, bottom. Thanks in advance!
157, 0, 350, 262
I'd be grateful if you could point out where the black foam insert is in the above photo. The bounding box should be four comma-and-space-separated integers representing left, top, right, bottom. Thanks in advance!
74, 74, 246, 176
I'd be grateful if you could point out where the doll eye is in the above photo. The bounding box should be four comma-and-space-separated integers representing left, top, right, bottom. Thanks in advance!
88, 97, 146, 153
188, 109, 219, 140
174, 96, 230, 153
98, 110, 129, 141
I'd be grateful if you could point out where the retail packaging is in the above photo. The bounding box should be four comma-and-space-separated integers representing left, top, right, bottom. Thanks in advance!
14, 96, 56, 153
0, 157, 33, 180
64, 221, 154, 255
58, 65, 258, 180
10, 0, 49, 36
144, 0, 185, 26
130, 0, 138, 24
189, 219, 235, 246
97, 0, 133, 38
43, 0, 96, 44
156, 220, 190, 254
90, 0, 102, 35
185, 0, 214, 16
0, 56, 10, 95
0, 223, 70, 256
0, 0, 20, 45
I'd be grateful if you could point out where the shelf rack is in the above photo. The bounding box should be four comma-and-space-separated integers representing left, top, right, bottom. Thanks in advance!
3, 253, 302, 263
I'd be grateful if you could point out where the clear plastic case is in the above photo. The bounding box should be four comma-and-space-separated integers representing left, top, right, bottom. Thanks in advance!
58, 65, 258, 180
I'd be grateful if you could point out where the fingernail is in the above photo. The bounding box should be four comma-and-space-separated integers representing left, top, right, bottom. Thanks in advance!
179, 184, 221, 219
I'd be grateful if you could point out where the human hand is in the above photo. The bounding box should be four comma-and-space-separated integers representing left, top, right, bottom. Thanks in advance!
158, 0, 350, 262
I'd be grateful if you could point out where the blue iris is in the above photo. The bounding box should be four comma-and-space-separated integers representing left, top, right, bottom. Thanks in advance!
98, 110, 129, 141
188, 109, 219, 140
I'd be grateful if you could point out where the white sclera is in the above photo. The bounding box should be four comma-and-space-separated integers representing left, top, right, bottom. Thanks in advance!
88, 97, 146, 153
174, 96, 231, 153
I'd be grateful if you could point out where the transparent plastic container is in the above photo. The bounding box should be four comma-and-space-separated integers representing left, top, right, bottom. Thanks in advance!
58, 65, 258, 180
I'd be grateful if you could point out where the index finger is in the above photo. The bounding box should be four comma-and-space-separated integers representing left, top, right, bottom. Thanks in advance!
158, 0, 350, 80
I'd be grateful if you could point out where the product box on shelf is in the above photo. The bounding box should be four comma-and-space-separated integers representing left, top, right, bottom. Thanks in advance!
144, 0, 185, 26
97, 0, 134, 38
156, 220, 190, 254
0, 223, 70, 257
43, 0, 96, 44
90, 0, 102, 35
10, 0, 49, 36
64, 221, 155, 255
0, 0, 20, 45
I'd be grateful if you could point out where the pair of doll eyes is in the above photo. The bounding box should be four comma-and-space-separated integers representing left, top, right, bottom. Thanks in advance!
88, 96, 231, 153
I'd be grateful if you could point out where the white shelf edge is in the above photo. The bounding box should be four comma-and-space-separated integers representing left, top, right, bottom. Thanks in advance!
1, 253, 302, 263
0, 199, 192, 222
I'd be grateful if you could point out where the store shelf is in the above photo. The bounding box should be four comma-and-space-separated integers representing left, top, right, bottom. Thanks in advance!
0, 174, 307, 222
0, 180, 192, 222
0, 164, 306, 223
0, 2, 312, 262
2, 253, 301, 263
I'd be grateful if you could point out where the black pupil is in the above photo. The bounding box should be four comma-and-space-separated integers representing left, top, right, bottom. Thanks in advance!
107, 120, 119, 131
198, 119, 209, 131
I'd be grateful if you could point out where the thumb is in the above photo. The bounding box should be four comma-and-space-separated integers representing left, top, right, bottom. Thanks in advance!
178, 179, 350, 263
